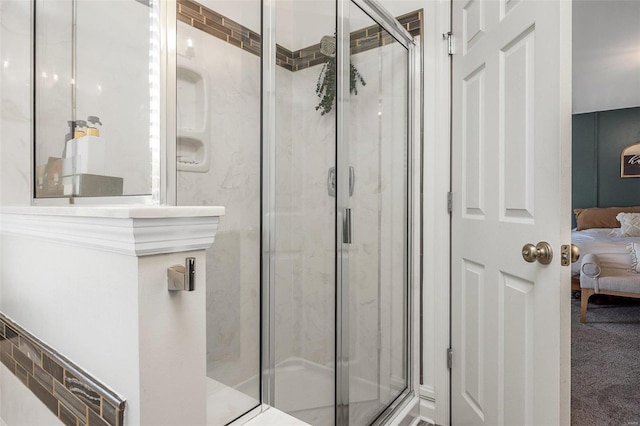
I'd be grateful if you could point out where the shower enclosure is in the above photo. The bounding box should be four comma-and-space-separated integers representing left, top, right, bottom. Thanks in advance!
30, 0, 416, 423
174, 0, 417, 424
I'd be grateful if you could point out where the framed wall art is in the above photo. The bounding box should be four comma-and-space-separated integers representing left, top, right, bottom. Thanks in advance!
621, 142, 640, 178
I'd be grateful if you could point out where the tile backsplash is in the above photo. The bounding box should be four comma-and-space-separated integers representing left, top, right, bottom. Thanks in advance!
0, 313, 125, 426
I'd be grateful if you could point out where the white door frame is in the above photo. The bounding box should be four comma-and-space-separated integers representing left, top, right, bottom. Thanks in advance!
419, 0, 452, 424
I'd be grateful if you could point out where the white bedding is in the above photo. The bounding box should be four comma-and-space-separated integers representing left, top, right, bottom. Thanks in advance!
571, 228, 640, 276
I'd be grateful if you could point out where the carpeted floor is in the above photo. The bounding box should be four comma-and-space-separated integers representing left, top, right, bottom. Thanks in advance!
572, 296, 640, 425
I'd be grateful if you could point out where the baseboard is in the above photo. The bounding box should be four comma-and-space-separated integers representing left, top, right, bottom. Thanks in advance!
388, 396, 420, 426
419, 385, 437, 425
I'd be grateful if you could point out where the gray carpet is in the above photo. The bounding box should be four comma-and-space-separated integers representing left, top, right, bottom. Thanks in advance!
572, 296, 640, 425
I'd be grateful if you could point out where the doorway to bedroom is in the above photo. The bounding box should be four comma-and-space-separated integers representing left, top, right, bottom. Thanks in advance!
571, 1, 640, 424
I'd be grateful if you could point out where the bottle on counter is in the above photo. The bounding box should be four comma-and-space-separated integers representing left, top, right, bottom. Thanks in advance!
73, 120, 87, 138
86, 116, 102, 136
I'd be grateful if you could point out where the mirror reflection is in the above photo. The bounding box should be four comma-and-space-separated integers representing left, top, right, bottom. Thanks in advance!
34, 0, 158, 198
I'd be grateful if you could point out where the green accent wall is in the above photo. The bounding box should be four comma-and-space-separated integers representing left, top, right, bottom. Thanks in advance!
572, 107, 640, 228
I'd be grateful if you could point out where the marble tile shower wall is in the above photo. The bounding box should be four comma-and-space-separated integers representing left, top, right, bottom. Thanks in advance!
273, 65, 297, 366
175, 0, 422, 393
349, 43, 410, 398
285, 65, 337, 368
271, 8, 422, 375
1, 1, 33, 206
175, 20, 261, 393
32, 1, 73, 177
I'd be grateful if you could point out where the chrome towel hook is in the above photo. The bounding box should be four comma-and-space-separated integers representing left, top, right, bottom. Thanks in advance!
168, 257, 196, 291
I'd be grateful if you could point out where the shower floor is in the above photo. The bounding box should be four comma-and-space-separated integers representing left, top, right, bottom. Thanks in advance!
272, 357, 381, 425
207, 377, 260, 425
207, 357, 393, 426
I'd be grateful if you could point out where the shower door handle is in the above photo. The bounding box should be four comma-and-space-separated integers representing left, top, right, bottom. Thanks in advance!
327, 167, 355, 197
343, 208, 352, 244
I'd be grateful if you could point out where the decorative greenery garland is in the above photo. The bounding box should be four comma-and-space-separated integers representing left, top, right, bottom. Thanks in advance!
315, 57, 366, 116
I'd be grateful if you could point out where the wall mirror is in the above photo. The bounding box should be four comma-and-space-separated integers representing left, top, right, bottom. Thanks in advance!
33, 0, 160, 200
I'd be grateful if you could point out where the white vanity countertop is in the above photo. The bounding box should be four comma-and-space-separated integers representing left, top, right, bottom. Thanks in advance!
0, 205, 225, 218
0, 205, 225, 256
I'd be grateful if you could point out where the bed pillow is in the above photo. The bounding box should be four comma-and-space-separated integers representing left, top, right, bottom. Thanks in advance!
617, 212, 640, 237
574, 206, 640, 231
628, 243, 640, 273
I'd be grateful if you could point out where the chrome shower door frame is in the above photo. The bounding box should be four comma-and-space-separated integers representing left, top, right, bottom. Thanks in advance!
261, 0, 277, 410
260, 0, 419, 423
336, 0, 418, 424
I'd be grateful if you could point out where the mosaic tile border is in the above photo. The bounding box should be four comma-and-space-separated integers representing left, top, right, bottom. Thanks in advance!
177, 0, 261, 57
277, 9, 423, 71
0, 313, 125, 426
177, 0, 422, 72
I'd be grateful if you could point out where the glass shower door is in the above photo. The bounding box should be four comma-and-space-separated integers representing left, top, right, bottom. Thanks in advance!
175, 1, 262, 424
269, 1, 337, 424
338, 1, 411, 424
265, 0, 413, 424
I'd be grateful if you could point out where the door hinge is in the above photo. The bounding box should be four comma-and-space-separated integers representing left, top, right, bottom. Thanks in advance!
447, 347, 453, 369
443, 32, 455, 55
447, 192, 453, 214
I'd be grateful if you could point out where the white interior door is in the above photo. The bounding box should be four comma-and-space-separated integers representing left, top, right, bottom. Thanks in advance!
451, 0, 572, 425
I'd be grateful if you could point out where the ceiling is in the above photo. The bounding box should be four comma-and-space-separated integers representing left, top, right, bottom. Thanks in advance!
573, 0, 640, 113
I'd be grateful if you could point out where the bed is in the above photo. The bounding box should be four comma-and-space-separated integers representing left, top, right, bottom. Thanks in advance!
572, 207, 640, 323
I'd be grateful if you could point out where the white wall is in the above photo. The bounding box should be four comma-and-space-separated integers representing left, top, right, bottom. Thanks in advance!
0, 235, 142, 424
573, 0, 640, 113
0, 227, 209, 425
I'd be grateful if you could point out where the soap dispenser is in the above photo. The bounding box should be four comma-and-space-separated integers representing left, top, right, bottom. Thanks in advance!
87, 116, 102, 136
74, 120, 87, 138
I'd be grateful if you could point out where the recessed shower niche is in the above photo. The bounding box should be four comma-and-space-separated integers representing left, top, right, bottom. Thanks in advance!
177, 65, 210, 173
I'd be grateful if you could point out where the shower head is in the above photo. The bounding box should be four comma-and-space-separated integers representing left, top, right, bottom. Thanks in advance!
320, 35, 336, 58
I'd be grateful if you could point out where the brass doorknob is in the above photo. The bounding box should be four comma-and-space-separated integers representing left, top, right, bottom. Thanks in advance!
570, 244, 580, 264
522, 242, 553, 265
